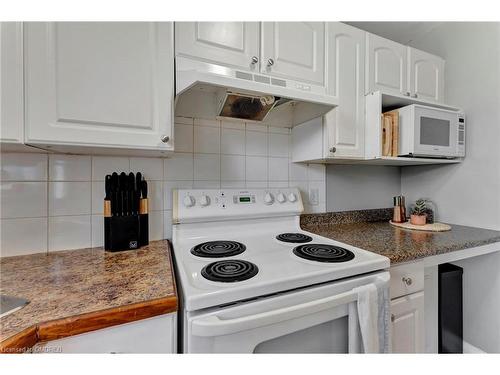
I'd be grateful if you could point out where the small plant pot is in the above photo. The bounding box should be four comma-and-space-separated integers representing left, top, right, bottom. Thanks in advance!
410, 214, 427, 225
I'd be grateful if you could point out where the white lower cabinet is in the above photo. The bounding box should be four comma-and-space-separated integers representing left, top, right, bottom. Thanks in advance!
24, 22, 174, 155
390, 292, 425, 353
35, 313, 177, 354
389, 261, 425, 353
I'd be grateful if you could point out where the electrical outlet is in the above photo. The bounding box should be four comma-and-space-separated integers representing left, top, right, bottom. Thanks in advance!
308, 187, 319, 205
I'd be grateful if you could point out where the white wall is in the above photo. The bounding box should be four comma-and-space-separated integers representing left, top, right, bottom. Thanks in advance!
326, 165, 401, 211
0, 117, 326, 257
402, 23, 500, 230
402, 22, 500, 353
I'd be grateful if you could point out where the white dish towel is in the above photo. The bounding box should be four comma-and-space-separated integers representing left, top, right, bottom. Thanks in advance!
353, 279, 390, 353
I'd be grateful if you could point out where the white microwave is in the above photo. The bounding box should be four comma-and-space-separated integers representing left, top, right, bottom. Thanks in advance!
398, 104, 465, 158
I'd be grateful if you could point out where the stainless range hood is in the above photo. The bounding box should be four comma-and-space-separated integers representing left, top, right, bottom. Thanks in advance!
174, 56, 338, 127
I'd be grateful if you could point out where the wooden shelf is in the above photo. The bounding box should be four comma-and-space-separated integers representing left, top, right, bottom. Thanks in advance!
302, 156, 463, 166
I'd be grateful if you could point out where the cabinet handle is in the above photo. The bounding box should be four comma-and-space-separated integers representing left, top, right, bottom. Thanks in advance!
402, 277, 413, 286
391, 314, 395, 322
329, 147, 336, 154
267, 58, 275, 67
161, 135, 170, 143
251, 56, 259, 65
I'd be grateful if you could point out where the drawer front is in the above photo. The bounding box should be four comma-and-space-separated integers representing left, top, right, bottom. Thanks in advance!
390, 261, 424, 299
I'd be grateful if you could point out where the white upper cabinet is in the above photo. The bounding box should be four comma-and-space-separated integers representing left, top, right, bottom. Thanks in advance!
24, 22, 174, 153
0, 22, 24, 145
366, 33, 408, 96
175, 22, 260, 71
408, 47, 445, 103
262, 22, 325, 85
324, 22, 365, 158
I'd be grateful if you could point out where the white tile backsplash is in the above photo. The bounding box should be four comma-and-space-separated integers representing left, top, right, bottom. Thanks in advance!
129, 157, 163, 181
91, 156, 129, 180
268, 157, 289, 181
221, 155, 245, 181
194, 153, 220, 180
269, 133, 289, 157
49, 155, 91, 181
0, 182, 47, 218
0, 118, 325, 256
164, 152, 193, 180
194, 125, 220, 154
246, 156, 268, 181
221, 128, 245, 155
1, 153, 47, 181
0, 218, 48, 256
49, 181, 91, 216
48, 215, 91, 251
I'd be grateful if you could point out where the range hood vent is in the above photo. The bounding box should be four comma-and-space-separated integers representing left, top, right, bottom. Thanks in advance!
175, 57, 338, 127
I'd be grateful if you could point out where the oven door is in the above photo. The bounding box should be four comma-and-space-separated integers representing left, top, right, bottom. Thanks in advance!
186, 271, 389, 353
413, 106, 458, 157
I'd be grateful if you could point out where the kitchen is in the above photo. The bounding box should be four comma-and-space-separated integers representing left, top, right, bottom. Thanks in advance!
1, 1, 500, 372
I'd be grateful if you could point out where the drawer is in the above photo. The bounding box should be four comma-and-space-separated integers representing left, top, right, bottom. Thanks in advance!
390, 261, 424, 299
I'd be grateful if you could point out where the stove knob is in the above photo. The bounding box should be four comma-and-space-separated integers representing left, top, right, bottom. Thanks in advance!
277, 192, 286, 203
199, 195, 210, 207
264, 192, 274, 205
288, 192, 297, 202
183, 195, 195, 208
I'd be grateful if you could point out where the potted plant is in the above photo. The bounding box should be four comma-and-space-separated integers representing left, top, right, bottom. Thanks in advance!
410, 199, 427, 225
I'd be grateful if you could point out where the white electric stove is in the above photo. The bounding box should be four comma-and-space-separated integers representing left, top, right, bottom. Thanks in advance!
172, 188, 390, 353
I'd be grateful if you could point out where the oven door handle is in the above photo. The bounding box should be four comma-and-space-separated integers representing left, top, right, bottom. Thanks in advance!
191, 289, 359, 337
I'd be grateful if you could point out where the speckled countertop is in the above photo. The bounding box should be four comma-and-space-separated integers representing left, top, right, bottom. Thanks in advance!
0, 240, 177, 350
301, 210, 500, 264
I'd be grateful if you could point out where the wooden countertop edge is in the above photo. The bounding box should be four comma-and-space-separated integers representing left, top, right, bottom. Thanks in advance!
0, 295, 178, 353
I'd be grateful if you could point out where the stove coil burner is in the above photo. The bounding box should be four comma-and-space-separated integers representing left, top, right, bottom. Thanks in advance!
201, 260, 259, 282
191, 241, 246, 258
293, 244, 355, 263
276, 233, 313, 243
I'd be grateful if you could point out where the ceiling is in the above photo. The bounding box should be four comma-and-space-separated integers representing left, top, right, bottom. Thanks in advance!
345, 22, 442, 45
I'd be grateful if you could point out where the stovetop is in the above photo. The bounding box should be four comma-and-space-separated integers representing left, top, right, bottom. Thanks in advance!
172, 216, 389, 311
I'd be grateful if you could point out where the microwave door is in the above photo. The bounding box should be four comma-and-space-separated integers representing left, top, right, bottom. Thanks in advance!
414, 109, 458, 157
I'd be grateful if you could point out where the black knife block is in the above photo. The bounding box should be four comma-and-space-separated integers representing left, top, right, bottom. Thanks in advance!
104, 215, 141, 252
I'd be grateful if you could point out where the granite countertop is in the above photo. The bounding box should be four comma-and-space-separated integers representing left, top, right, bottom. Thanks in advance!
301, 209, 500, 264
0, 240, 177, 352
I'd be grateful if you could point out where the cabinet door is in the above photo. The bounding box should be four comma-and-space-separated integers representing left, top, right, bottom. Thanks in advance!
366, 33, 407, 96
408, 47, 445, 103
24, 22, 174, 152
0, 22, 24, 144
390, 291, 425, 353
262, 22, 325, 85
324, 23, 365, 158
175, 22, 260, 71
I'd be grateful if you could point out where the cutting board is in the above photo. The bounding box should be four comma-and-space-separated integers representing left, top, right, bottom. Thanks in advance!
390, 221, 452, 232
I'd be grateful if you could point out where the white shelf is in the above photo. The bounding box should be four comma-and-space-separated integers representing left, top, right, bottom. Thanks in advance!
302, 156, 463, 166
378, 92, 461, 112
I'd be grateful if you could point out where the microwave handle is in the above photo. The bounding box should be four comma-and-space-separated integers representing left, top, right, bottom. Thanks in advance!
191, 288, 359, 337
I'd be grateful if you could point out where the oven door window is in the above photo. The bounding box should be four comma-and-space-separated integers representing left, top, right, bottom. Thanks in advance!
420, 116, 450, 146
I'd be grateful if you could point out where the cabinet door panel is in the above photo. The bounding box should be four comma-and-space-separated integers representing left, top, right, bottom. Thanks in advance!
390, 292, 425, 353
25, 22, 174, 151
325, 23, 365, 158
175, 22, 260, 71
0, 22, 23, 144
408, 47, 445, 103
366, 33, 407, 95
262, 22, 325, 85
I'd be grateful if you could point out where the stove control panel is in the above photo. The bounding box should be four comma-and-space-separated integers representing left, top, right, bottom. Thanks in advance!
173, 188, 304, 223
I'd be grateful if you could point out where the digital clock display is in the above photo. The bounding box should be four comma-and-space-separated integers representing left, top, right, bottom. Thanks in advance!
239, 196, 251, 203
